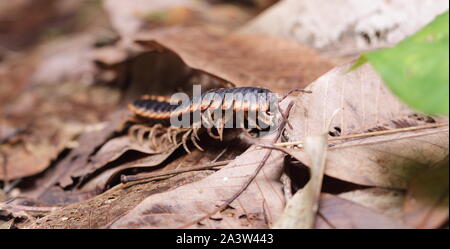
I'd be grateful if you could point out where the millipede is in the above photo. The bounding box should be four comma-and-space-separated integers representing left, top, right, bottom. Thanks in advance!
127, 87, 308, 153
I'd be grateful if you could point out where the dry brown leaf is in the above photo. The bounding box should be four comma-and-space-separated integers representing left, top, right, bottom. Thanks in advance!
17, 110, 127, 204
0, 80, 120, 181
288, 63, 418, 139
30, 34, 97, 86
0, 119, 78, 180
108, 140, 286, 228
103, 0, 262, 39
286, 126, 448, 189
63, 135, 180, 187
28, 171, 211, 229
104, 0, 202, 38
0, 0, 84, 50
274, 135, 327, 228
78, 145, 180, 192
338, 188, 405, 220
283, 62, 448, 189
133, 27, 334, 93
403, 156, 449, 229
315, 193, 409, 229
241, 0, 449, 59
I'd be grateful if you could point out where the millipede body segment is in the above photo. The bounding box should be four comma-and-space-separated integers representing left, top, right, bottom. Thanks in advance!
127, 87, 278, 153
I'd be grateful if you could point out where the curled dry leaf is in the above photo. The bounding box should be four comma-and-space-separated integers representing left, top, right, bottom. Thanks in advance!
63, 135, 180, 188
0, 119, 79, 181
283, 62, 448, 188
78, 141, 181, 192
18, 110, 127, 204
132, 27, 334, 93
274, 135, 328, 229
0, 80, 120, 181
108, 141, 286, 228
315, 193, 409, 229
403, 156, 449, 229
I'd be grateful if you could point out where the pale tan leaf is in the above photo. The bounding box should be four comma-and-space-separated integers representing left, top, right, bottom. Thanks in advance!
288, 63, 417, 140
241, 0, 449, 58
274, 135, 327, 228
339, 188, 405, 220
280, 61, 448, 189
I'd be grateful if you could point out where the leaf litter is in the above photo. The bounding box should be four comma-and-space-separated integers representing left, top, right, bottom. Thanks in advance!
0, 0, 447, 229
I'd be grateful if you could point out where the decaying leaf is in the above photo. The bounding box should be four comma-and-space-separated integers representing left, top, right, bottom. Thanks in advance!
61, 135, 180, 188
78, 143, 180, 193
1, 0, 447, 230
281, 62, 448, 189
288, 63, 420, 140
0, 81, 120, 181
315, 193, 409, 229
28, 171, 212, 229
129, 27, 334, 93
403, 156, 449, 229
108, 140, 286, 228
16, 110, 127, 204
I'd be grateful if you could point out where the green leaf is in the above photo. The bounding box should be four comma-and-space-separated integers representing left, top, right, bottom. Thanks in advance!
365, 11, 449, 115
348, 55, 368, 72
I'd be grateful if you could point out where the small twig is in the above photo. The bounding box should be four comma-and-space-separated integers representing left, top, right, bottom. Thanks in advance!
212, 146, 229, 163
120, 160, 233, 183
279, 88, 312, 103
3, 179, 22, 194
274, 122, 448, 147
180, 101, 295, 228
277, 88, 311, 130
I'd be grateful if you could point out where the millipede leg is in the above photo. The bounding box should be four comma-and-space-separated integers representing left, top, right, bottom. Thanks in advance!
166, 126, 178, 144
137, 127, 152, 145
128, 124, 146, 141
181, 129, 193, 153
190, 130, 204, 151
149, 124, 164, 149
242, 128, 255, 138
216, 117, 224, 141
192, 127, 200, 141
171, 128, 185, 146
204, 109, 214, 126
207, 127, 220, 140
258, 112, 274, 127
247, 115, 262, 130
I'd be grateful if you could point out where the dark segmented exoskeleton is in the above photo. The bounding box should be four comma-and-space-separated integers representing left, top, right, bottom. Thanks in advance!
127, 87, 279, 153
